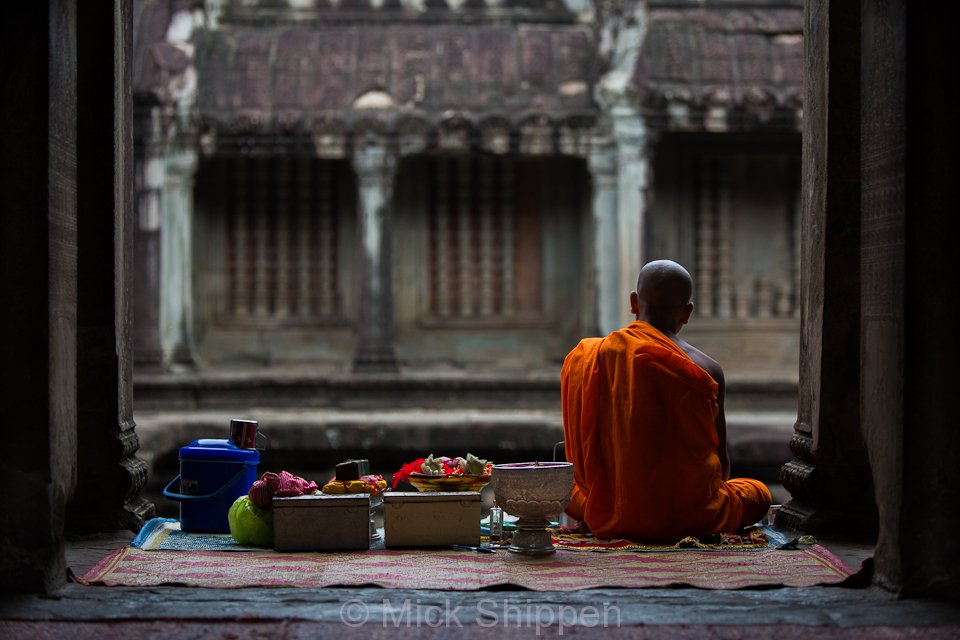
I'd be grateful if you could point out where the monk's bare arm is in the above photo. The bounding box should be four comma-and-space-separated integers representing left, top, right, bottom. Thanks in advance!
676, 338, 731, 480
713, 366, 730, 481
696, 355, 730, 480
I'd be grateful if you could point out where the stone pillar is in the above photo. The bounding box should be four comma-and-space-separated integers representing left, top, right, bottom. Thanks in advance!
351, 138, 399, 372
862, 1, 959, 598
588, 138, 620, 336
861, 0, 905, 591
590, 0, 649, 336
613, 108, 650, 318
132, 139, 164, 368
716, 170, 734, 318
69, 0, 153, 532
696, 159, 717, 318
778, 0, 876, 535
159, 149, 199, 366
0, 0, 78, 593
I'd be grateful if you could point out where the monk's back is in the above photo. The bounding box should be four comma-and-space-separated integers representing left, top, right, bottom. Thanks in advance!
562, 321, 734, 541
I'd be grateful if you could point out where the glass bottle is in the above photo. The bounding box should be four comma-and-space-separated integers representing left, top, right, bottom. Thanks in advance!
489, 501, 504, 546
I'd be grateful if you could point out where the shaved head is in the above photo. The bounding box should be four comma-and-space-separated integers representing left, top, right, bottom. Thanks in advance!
634, 260, 694, 329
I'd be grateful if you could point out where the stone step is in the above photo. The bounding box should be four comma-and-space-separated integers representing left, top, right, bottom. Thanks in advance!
135, 407, 565, 464
135, 407, 794, 481
725, 411, 795, 470
133, 369, 562, 412
133, 370, 797, 412
137, 406, 795, 519
134, 368, 796, 518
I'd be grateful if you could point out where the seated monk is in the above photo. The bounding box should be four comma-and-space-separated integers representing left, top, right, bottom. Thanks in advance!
561, 259, 772, 541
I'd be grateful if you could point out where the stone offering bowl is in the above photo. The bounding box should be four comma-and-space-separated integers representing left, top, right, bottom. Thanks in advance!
491, 461, 574, 555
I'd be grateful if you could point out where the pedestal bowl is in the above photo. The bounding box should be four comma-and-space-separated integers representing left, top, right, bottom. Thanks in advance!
491, 461, 573, 555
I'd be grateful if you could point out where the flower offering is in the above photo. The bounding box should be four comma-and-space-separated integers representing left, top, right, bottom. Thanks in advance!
391, 453, 493, 489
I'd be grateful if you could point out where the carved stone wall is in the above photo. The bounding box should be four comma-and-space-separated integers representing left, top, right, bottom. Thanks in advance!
777, 0, 876, 535
0, 0, 78, 593
647, 134, 801, 383
861, 0, 960, 598
423, 155, 541, 321
193, 25, 595, 127
1, 0, 151, 592
394, 154, 589, 366
69, 0, 153, 532
198, 157, 347, 321
192, 156, 358, 364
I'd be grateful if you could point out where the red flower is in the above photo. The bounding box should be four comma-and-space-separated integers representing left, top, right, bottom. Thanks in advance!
391, 454, 494, 488
391, 457, 426, 489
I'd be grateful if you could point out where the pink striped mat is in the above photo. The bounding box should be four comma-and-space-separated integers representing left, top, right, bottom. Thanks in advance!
76, 545, 855, 591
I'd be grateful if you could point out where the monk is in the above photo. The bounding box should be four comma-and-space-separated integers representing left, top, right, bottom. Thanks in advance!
561, 259, 772, 541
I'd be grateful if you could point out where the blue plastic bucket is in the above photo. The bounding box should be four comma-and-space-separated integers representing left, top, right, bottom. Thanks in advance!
162, 438, 260, 533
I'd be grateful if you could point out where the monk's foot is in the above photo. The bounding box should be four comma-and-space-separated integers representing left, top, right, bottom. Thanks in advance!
578, 520, 592, 535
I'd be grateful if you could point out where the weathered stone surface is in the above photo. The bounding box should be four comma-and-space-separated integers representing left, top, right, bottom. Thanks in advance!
0, 0, 77, 594
70, 0, 154, 534
778, 0, 876, 539
636, 0, 803, 130
191, 25, 597, 130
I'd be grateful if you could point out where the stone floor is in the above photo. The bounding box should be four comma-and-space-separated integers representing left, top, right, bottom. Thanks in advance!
2, 528, 959, 639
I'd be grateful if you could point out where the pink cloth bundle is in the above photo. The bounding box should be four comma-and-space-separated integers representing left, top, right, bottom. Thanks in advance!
248, 471, 319, 509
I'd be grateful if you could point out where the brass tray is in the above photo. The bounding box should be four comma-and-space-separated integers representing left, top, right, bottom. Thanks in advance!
408, 473, 491, 492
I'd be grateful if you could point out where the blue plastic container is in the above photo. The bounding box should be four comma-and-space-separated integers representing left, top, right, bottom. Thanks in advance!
162, 438, 260, 533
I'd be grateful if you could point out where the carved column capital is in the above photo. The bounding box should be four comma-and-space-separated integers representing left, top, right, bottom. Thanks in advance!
352, 137, 397, 185
588, 137, 618, 181
611, 107, 646, 148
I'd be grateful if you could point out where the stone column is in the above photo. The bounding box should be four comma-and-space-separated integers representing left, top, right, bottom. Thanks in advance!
716, 168, 734, 318
69, 0, 153, 532
588, 138, 620, 336
0, 0, 78, 593
696, 159, 716, 318
862, 0, 959, 597
159, 149, 198, 366
351, 138, 399, 372
861, 0, 905, 590
590, 0, 649, 336
132, 140, 164, 368
778, 0, 876, 535
613, 108, 650, 318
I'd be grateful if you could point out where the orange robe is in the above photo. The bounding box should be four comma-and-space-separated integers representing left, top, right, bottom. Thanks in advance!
561, 321, 771, 541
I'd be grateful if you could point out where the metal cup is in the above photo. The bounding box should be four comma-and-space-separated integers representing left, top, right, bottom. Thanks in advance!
229, 419, 259, 449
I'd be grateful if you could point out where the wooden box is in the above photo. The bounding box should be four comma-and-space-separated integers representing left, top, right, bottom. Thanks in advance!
272, 493, 370, 551
383, 491, 481, 548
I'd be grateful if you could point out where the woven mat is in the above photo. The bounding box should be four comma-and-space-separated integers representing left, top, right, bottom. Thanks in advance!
550, 526, 788, 551
131, 518, 263, 552
131, 518, 787, 553
78, 542, 854, 591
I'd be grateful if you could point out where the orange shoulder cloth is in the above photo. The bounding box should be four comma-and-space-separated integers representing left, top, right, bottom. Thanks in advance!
561, 321, 734, 541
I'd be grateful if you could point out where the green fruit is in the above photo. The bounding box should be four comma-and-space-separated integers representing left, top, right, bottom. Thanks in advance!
227, 495, 274, 547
